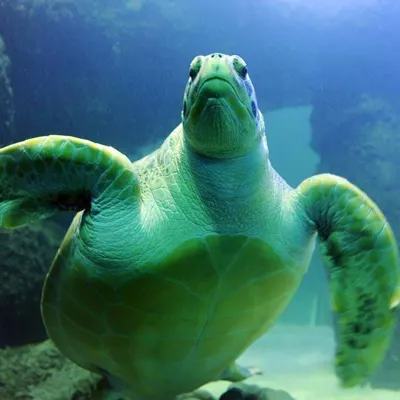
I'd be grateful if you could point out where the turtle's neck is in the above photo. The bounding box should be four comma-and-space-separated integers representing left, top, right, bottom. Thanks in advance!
181, 132, 272, 203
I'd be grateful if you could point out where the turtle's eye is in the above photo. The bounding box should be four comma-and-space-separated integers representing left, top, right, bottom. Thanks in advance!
232, 55, 248, 79
239, 65, 248, 79
189, 56, 203, 80
189, 67, 198, 79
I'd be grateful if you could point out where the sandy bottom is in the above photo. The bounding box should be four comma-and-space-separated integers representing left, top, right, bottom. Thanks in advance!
199, 325, 399, 400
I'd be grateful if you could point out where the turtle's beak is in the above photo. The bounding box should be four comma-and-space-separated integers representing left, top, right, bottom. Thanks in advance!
198, 77, 236, 99
190, 75, 249, 124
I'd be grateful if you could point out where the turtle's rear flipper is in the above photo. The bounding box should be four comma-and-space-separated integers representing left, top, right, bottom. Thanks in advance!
0, 135, 139, 228
296, 173, 400, 388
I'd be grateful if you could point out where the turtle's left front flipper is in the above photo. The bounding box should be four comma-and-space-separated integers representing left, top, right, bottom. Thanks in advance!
0, 135, 139, 228
295, 173, 400, 388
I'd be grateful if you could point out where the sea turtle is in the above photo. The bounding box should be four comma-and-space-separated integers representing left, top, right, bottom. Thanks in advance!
1, 53, 399, 400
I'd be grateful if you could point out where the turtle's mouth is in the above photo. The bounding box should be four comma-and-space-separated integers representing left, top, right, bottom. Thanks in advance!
190, 77, 248, 121
198, 77, 237, 99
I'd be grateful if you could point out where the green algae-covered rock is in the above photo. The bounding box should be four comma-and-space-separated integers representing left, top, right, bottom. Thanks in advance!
0, 34, 15, 143
177, 381, 297, 400
0, 221, 64, 346
0, 339, 103, 400
220, 383, 296, 400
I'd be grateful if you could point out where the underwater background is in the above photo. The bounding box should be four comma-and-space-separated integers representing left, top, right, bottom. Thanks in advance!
0, 0, 399, 399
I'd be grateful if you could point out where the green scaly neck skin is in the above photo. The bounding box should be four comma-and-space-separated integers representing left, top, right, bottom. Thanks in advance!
181, 53, 272, 199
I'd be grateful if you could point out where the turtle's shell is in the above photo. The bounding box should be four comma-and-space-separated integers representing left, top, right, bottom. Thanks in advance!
42, 213, 307, 397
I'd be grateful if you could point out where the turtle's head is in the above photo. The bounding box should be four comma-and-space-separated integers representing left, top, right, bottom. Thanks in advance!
182, 53, 265, 159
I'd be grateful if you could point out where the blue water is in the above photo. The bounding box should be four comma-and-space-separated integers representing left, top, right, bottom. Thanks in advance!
0, 1, 399, 399
1, 1, 399, 150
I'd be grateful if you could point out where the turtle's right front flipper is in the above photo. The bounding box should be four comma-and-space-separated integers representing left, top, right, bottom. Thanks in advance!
296, 174, 400, 387
0, 135, 140, 228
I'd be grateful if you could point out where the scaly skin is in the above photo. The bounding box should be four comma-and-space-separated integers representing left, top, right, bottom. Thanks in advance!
0, 54, 399, 399
0, 135, 138, 228
295, 174, 400, 387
